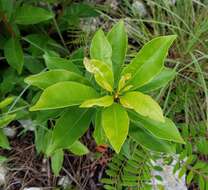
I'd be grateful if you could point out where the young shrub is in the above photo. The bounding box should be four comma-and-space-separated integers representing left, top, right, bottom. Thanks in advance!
25, 21, 184, 175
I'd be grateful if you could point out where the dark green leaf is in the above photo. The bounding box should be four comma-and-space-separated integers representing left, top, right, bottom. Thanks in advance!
64, 3, 99, 18
46, 108, 94, 155
4, 37, 24, 74
0, 0, 14, 20
15, 5, 54, 25
43, 53, 81, 74
24, 56, 45, 74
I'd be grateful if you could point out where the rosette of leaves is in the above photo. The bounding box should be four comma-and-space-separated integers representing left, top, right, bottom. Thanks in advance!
25, 21, 184, 161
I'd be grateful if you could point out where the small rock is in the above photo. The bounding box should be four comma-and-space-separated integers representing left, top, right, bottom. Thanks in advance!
58, 176, 72, 189
23, 188, 43, 190
152, 158, 187, 190
19, 120, 35, 131
132, 0, 147, 17
0, 165, 7, 185
41, 158, 47, 172
3, 127, 16, 138
170, 0, 176, 5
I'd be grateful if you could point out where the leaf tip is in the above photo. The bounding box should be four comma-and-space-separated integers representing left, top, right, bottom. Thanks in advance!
166, 34, 177, 42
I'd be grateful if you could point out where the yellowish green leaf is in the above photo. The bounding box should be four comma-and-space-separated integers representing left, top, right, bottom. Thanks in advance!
51, 149, 64, 176
0, 96, 15, 109
122, 35, 176, 89
67, 141, 89, 156
30, 81, 99, 111
90, 29, 112, 66
101, 103, 129, 153
84, 58, 114, 92
80, 95, 113, 108
120, 91, 164, 122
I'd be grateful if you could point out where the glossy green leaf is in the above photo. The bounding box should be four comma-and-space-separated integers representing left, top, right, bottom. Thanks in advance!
67, 141, 89, 156
0, 114, 16, 128
0, 0, 14, 20
107, 20, 128, 85
120, 91, 164, 122
43, 53, 81, 74
4, 37, 24, 74
0, 96, 15, 109
46, 108, 93, 155
24, 57, 45, 74
0, 129, 10, 149
102, 103, 129, 153
93, 110, 107, 145
30, 81, 99, 111
25, 69, 90, 89
15, 5, 54, 25
64, 3, 99, 18
51, 149, 64, 176
129, 124, 175, 153
129, 111, 185, 144
122, 35, 176, 89
90, 29, 112, 66
84, 58, 114, 92
80, 95, 113, 108
25, 34, 62, 56
138, 67, 176, 92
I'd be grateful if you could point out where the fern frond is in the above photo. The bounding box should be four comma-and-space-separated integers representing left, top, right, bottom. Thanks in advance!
101, 144, 153, 190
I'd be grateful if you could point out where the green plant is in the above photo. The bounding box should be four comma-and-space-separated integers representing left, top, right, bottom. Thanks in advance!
0, 0, 99, 148
101, 138, 162, 190
171, 121, 208, 189
25, 21, 184, 175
